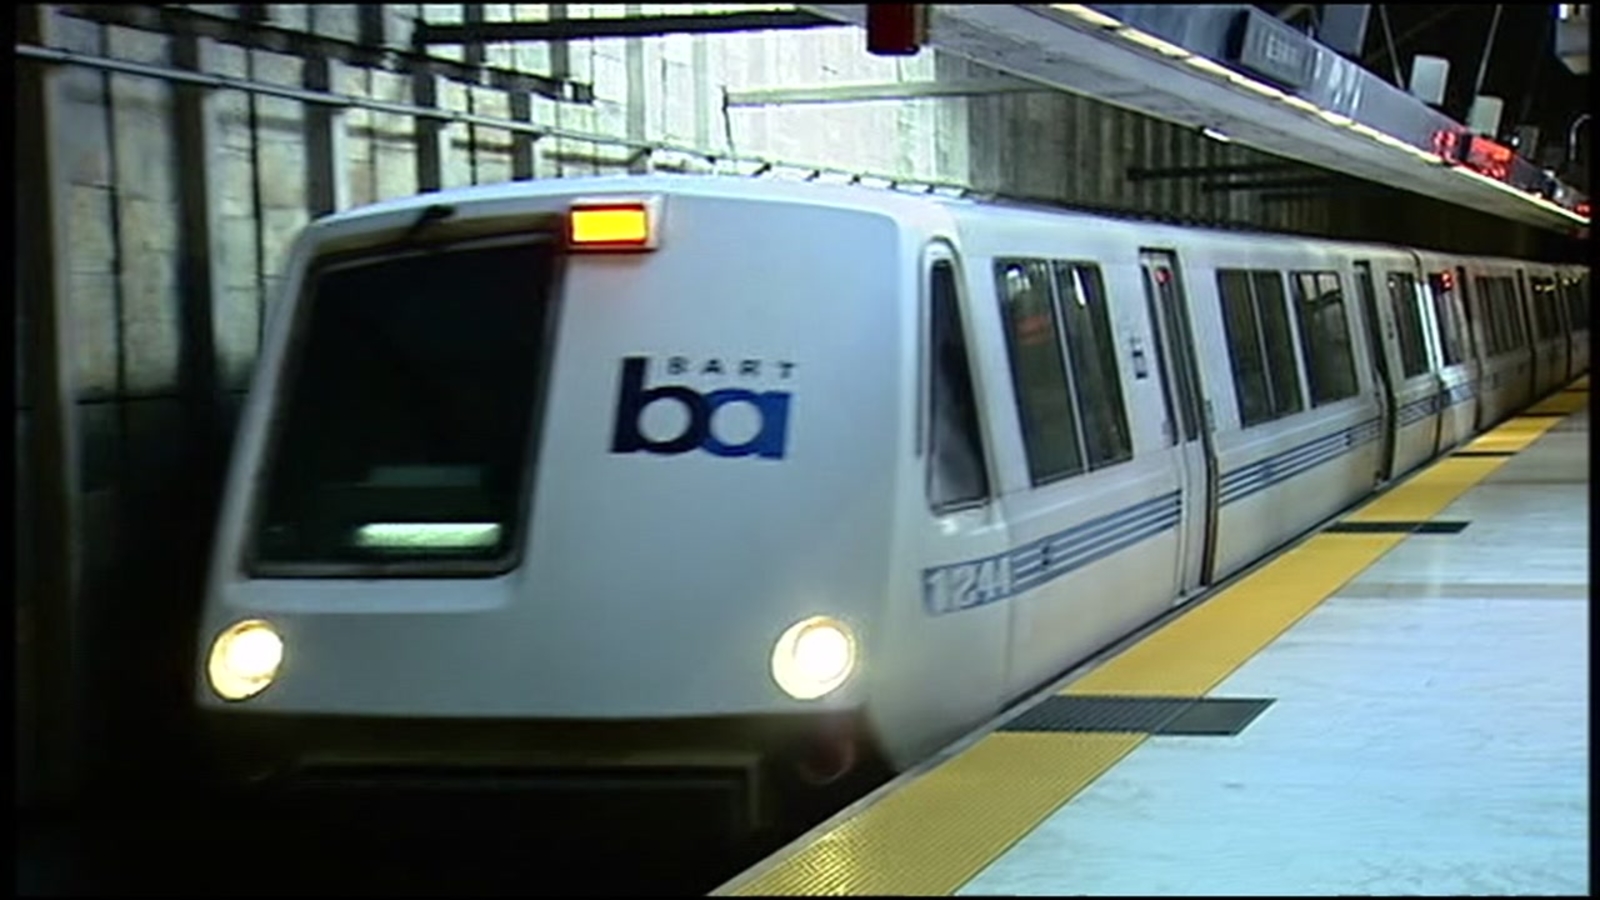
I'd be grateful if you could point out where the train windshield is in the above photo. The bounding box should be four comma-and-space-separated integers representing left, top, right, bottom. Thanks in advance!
250, 234, 555, 574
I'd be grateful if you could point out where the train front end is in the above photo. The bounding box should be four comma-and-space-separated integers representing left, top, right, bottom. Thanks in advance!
193, 178, 908, 825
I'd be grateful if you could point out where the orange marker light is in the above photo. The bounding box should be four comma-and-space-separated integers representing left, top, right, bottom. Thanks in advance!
570, 204, 651, 248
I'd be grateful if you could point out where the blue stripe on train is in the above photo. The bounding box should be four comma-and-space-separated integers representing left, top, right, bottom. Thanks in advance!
921, 399, 1468, 617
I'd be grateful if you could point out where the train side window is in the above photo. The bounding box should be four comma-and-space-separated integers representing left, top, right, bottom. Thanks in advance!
1387, 273, 1429, 378
1216, 269, 1303, 427
1052, 262, 1132, 470
995, 259, 1085, 485
928, 260, 990, 512
1252, 271, 1304, 418
1291, 271, 1359, 405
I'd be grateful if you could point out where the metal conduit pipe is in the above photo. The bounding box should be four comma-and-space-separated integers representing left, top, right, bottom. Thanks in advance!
16, 41, 1310, 230
1569, 113, 1591, 165
16, 42, 636, 146
12, 42, 972, 196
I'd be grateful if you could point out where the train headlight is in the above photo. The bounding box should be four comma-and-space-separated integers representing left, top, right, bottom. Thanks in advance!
771, 616, 857, 700
206, 619, 284, 701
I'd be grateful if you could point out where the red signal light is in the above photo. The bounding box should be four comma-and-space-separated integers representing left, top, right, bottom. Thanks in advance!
867, 4, 927, 56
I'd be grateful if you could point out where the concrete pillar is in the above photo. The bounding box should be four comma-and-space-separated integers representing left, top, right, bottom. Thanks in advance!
304, 56, 352, 215
16, 3, 87, 812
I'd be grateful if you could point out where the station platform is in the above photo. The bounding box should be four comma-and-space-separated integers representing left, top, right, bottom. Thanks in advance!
715, 377, 1589, 897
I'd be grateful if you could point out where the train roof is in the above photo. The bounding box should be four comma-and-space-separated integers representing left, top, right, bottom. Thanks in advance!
312, 173, 1579, 267
314, 172, 957, 227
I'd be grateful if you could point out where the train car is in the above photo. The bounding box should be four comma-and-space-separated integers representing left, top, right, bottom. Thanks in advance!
192, 174, 1586, 828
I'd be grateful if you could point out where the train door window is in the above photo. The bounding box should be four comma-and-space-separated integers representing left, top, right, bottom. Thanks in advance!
1531, 277, 1560, 340
1566, 277, 1590, 330
1387, 273, 1429, 378
1494, 278, 1521, 352
1541, 280, 1561, 340
996, 259, 1084, 485
1504, 278, 1528, 348
1429, 274, 1464, 365
1496, 279, 1515, 353
1527, 277, 1547, 340
1291, 271, 1359, 405
1522, 279, 1538, 344
1474, 277, 1502, 355
1504, 280, 1516, 347
1052, 262, 1132, 469
1511, 279, 1529, 347
1492, 280, 1512, 354
1524, 279, 1542, 341
928, 260, 990, 512
1253, 271, 1303, 418
1216, 270, 1272, 426
1499, 284, 1517, 350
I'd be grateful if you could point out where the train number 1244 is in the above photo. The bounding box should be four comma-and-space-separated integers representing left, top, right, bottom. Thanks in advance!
924, 557, 1013, 615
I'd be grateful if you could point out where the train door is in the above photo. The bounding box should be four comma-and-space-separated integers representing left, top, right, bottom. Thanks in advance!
1549, 273, 1572, 383
1353, 261, 1395, 482
1532, 269, 1569, 391
915, 242, 1011, 621
1456, 265, 1484, 431
1514, 271, 1540, 399
1139, 249, 1216, 598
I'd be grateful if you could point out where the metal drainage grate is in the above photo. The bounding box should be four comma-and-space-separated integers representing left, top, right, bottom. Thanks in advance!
1452, 450, 1517, 458
1001, 696, 1274, 737
1325, 520, 1470, 534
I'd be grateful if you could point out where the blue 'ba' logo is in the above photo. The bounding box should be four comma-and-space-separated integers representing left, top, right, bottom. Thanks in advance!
610, 356, 794, 460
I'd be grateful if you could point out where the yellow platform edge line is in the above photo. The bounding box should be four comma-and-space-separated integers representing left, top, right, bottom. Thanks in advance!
718, 385, 1583, 897
726, 733, 1145, 896
1523, 390, 1590, 416
1064, 532, 1406, 697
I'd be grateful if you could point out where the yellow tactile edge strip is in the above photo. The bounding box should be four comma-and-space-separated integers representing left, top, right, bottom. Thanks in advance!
717, 378, 1586, 897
